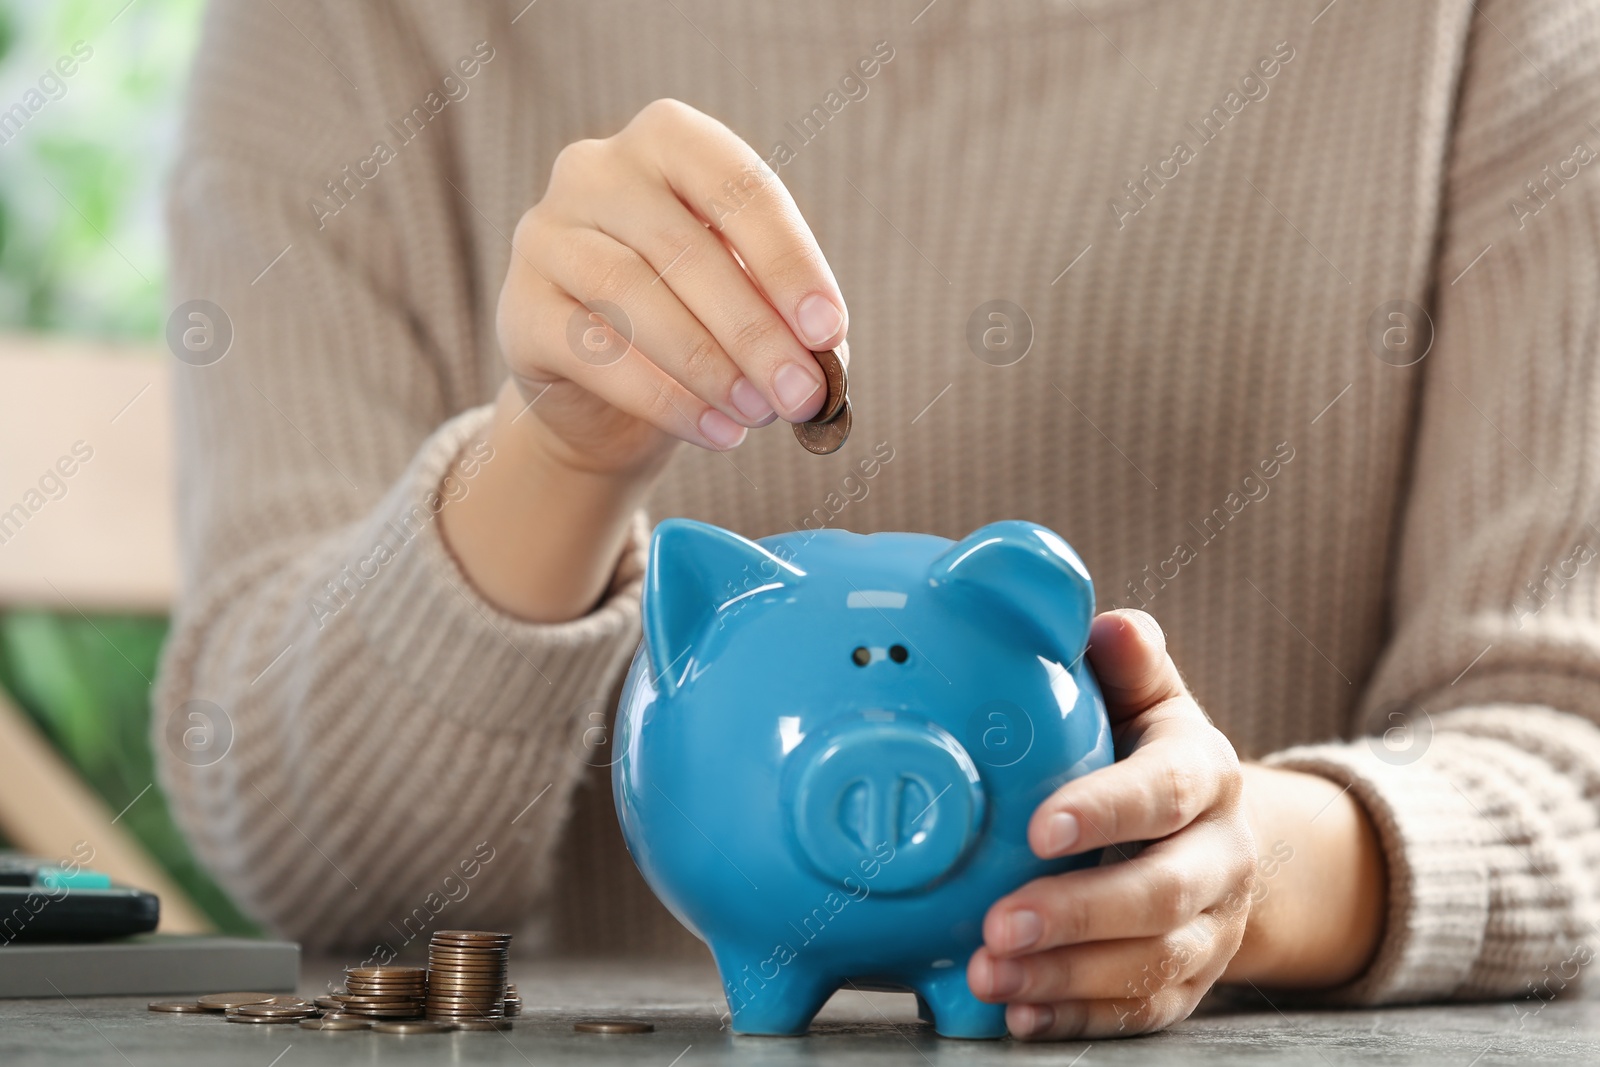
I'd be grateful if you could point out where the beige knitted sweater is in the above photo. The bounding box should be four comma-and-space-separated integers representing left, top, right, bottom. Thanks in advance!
157, 0, 1600, 1005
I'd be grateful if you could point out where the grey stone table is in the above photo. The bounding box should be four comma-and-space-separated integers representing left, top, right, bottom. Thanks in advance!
1, 957, 1595, 1066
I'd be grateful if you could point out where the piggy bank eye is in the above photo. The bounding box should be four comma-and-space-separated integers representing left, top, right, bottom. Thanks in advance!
889, 644, 909, 663
851, 647, 870, 666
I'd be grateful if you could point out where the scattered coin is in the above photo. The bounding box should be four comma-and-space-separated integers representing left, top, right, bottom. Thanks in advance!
314, 996, 344, 1012
225, 1012, 300, 1024
574, 1019, 655, 1034
197, 992, 277, 1011
300, 1016, 371, 1031
147, 1001, 207, 1013
372, 1020, 455, 1034
793, 347, 852, 455
232, 1003, 315, 1018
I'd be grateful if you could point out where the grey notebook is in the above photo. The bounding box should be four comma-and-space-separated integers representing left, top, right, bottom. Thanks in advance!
0, 935, 299, 998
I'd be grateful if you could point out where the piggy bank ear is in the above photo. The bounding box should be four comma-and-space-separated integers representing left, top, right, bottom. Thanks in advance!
928, 521, 1096, 660
644, 518, 805, 695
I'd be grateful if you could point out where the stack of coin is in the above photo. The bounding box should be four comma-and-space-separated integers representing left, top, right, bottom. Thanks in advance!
331, 964, 427, 1019
503, 983, 522, 1017
793, 346, 851, 455
425, 930, 511, 1022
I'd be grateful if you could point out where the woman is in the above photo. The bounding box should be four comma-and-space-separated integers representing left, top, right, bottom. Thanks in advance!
156, 0, 1600, 1039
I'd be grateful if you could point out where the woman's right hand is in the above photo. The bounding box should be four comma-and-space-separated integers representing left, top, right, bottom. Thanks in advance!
497, 97, 850, 476
441, 100, 847, 623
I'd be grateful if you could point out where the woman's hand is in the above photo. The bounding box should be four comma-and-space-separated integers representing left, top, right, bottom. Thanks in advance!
967, 609, 1258, 1039
442, 99, 847, 622
498, 97, 848, 475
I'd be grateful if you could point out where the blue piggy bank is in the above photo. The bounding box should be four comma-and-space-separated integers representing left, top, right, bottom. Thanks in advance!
613, 518, 1114, 1039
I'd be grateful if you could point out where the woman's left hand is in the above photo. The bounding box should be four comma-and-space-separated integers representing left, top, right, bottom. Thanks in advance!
966, 609, 1258, 1039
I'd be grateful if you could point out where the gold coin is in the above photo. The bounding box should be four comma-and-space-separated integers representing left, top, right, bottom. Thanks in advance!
575, 1019, 654, 1034
794, 397, 852, 455
197, 992, 277, 1011
300, 1016, 371, 1031
147, 1001, 207, 1013
371, 1020, 455, 1034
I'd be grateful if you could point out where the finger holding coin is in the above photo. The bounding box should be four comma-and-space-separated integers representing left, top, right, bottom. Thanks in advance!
498, 98, 848, 466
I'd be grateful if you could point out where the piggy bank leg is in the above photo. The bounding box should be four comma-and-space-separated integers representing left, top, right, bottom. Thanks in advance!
914, 968, 1008, 1040
713, 948, 836, 1036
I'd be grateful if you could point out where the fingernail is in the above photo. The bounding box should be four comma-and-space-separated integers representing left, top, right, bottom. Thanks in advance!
1046, 812, 1080, 855
729, 377, 774, 423
796, 293, 843, 348
1008, 1002, 1054, 1038
1128, 609, 1166, 652
698, 408, 747, 449
986, 957, 1025, 998
1000, 910, 1042, 953
773, 361, 822, 416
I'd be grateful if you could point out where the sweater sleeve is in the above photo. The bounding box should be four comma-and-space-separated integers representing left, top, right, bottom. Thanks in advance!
152, 1, 648, 949
1259, 0, 1600, 1004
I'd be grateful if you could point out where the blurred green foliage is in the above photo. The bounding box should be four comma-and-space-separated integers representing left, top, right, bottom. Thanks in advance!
0, 0, 202, 337
0, 0, 260, 935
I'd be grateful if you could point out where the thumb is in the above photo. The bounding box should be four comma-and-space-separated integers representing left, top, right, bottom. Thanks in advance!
1085, 609, 1188, 718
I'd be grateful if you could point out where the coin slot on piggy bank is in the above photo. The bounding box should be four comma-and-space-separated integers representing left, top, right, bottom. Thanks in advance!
614, 517, 1113, 1039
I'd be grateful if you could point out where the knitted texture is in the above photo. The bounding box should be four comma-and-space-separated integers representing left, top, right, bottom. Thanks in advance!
155, 0, 1600, 1004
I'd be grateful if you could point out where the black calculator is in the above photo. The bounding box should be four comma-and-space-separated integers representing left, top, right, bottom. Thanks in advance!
0, 853, 160, 942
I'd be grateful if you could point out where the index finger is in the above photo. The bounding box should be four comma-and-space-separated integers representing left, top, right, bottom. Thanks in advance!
625, 100, 849, 354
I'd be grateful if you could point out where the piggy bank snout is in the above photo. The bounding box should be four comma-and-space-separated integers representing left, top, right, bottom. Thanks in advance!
785, 716, 986, 895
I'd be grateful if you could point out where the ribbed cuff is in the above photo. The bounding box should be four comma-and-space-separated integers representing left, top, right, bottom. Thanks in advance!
1258, 742, 1491, 1004
344, 403, 651, 735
